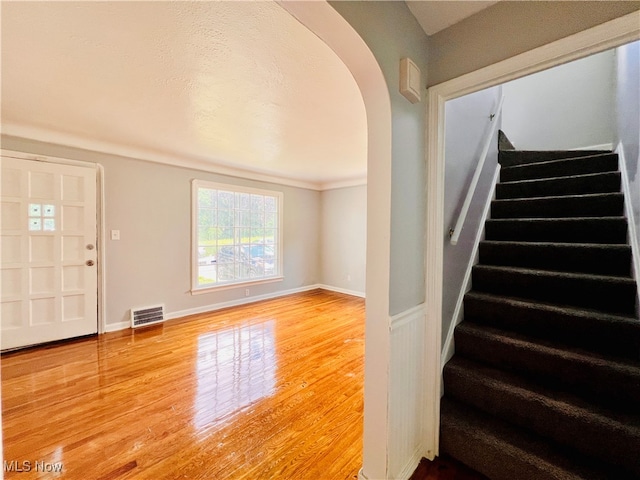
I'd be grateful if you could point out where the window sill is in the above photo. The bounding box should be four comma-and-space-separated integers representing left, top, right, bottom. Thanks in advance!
190, 276, 284, 295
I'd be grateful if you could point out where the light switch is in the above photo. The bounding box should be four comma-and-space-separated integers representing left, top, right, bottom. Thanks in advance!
111, 230, 120, 240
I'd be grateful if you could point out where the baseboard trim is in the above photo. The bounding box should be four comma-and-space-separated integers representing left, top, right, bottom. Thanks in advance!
104, 321, 130, 333
316, 284, 365, 298
101, 284, 362, 333
166, 284, 323, 321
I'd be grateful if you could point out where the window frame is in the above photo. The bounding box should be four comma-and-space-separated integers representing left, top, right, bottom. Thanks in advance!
191, 179, 284, 294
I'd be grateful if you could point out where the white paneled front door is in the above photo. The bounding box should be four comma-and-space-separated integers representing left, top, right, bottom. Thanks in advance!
1, 157, 98, 350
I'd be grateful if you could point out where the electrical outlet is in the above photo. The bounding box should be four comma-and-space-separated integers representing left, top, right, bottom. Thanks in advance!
245, 289, 250, 297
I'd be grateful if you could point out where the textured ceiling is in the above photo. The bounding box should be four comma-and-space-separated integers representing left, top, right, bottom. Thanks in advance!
1, 2, 367, 189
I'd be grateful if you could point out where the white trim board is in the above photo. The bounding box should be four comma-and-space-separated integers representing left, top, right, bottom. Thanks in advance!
616, 143, 640, 309
424, 11, 640, 459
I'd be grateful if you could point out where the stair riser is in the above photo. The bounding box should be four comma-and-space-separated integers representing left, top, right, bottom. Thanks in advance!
499, 150, 611, 168
485, 219, 628, 244
454, 325, 640, 410
479, 242, 632, 277
439, 414, 557, 480
444, 364, 640, 475
500, 154, 618, 182
472, 267, 637, 315
491, 194, 624, 219
463, 294, 640, 360
496, 173, 621, 199
440, 398, 637, 480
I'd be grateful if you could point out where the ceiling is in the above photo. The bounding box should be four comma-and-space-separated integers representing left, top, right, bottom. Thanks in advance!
1, 1, 497, 190
406, 1, 500, 36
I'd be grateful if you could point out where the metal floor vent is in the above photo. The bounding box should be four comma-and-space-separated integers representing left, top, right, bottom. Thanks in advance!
131, 304, 165, 328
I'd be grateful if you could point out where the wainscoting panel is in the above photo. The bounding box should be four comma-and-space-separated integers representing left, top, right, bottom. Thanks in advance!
388, 304, 426, 479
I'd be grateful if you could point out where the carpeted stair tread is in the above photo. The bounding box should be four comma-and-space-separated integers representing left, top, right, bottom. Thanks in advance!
443, 147, 640, 478
496, 171, 621, 199
443, 357, 640, 475
454, 322, 640, 409
478, 240, 632, 276
463, 291, 640, 360
491, 192, 624, 219
472, 264, 637, 315
440, 397, 638, 480
485, 216, 628, 244
500, 153, 618, 182
499, 149, 611, 167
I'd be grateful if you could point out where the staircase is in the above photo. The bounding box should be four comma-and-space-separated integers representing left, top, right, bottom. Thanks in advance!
440, 148, 640, 479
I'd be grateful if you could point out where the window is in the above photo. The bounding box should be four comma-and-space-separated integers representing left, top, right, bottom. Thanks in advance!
192, 180, 283, 292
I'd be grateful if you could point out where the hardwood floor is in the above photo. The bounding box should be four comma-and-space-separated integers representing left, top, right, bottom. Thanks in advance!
2, 289, 365, 479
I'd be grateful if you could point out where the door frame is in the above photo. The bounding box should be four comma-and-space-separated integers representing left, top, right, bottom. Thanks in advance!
424, 11, 640, 457
1, 149, 106, 334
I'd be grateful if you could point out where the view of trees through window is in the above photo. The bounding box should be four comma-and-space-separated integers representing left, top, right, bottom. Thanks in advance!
194, 181, 281, 289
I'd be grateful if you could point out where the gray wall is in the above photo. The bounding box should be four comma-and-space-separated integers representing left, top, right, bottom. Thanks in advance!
442, 86, 501, 345
320, 185, 366, 295
502, 50, 616, 150
330, 1, 429, 316
616, 41, 640, 255
1, 135, 322, 327
428, 1, 640, 86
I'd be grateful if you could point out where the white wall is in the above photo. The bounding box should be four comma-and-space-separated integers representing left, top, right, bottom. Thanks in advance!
328, 2, 430, 478
615, 40, 640, 282
442, 86, 502, 346
320, 185, 366, 296
502, 49, 616, 150
1, 136, 322, 329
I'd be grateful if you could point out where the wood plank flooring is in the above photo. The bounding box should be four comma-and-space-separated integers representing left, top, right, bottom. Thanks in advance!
2, 290, 365, 479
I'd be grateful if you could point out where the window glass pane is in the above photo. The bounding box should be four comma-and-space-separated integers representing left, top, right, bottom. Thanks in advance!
194, 184, 280, 289
43, 219, 56, 231
251, 211, 264, 227
29, 218, 42, 231
29, 204, 42, 216
218, 191, 234, 209
265, 229, 277, 243
238, 210, 251, 227
218, 210, 233, 227
265, 212, 277, 229
43, 205, 55, 217
264, 196, 277, 212
251, 194, 264, 211
199, 208, 214, 226
237, 193, 251, 210
240, 228, 252, 244
199, 189, 216, 209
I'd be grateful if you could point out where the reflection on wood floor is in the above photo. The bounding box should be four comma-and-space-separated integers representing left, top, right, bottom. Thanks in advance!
2, 289, 365, 479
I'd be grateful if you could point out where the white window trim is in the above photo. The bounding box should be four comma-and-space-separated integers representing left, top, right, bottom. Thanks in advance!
191, 179, 284, 294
